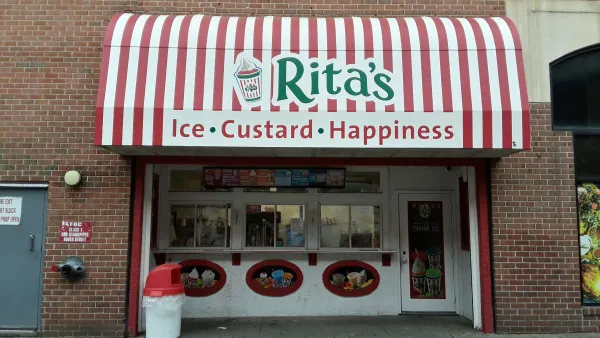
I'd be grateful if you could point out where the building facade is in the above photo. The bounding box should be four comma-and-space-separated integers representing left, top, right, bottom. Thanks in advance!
1, 0, 599, 337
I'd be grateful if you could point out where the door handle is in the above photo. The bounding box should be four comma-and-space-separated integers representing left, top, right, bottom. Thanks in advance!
401, 250, 408, 263
29, 235, 35, 252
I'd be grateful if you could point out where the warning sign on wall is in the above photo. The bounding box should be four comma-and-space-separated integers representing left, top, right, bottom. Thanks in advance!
0, 197, 23, 226
59, 221, 92, 243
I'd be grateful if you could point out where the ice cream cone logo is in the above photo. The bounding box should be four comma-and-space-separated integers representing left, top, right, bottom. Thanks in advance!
234, 52, 263, 107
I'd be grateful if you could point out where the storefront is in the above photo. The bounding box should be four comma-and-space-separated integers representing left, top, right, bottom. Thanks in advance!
93, 13, 530, 336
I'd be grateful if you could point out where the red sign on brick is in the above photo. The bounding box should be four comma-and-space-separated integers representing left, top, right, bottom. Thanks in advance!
59, 221, 92, 243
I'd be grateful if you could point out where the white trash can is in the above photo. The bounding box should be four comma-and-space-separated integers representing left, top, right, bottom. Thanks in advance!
142, 294, 185, 338
142, 263, 186, 338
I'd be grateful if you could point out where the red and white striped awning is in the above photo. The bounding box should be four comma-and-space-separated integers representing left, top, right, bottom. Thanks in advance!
96, 13, 529, 154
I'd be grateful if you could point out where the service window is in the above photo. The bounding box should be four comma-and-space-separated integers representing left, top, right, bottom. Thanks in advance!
320, 205, 381, 249
169, 203, 231, 248
245, 204, 306, 248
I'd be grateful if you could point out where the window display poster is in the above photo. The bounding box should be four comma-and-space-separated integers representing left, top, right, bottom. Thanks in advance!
203, 168, 345, 188
407, 201, 446, 299
577, 183, 600, 305
204, 168, 240, 187
239, 169, 275, 186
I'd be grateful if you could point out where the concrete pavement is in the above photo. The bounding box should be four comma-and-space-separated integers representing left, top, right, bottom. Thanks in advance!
176, 316, 600, 338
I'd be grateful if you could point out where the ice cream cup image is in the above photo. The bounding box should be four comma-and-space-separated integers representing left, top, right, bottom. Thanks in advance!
258, 272, 269, 286
357, 270, 367, 286
282, 272, 294, 287
271, 270, 284, 288
426, 247, 441, 267
201, 269, 215, 287
411, 256, 427, 293
332, 273, 345, 288
187, 268, 199, 288
426, 269, 443, 297
347, 272, 360, 288
214, 169, 222, 181
234, 55, 262, 103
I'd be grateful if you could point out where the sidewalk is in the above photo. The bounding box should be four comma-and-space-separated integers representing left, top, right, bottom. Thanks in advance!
172, 316, 600, 338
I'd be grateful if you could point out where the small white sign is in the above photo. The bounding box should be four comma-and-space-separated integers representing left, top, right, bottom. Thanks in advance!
0, 197, 23, 226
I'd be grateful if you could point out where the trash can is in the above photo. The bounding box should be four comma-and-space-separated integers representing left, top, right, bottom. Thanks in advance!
142, 263, 186, 338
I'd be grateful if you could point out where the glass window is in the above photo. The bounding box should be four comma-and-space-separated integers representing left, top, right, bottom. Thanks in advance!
320, 205, 381, 249
169, 204, 231, 248
245, 205, 305, 248
319, 171, 381, 193
170, 170, 232, 192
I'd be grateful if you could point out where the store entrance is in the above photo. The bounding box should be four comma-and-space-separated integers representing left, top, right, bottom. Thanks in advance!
398, 193, 456, 313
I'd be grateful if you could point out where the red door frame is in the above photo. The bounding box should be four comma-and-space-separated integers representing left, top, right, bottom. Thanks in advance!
127, 156, 494, 336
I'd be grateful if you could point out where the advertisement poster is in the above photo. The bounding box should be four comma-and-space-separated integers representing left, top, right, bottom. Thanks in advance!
577, 183, 600, 305
179, 260, 226, 297
246, 260, 303, 297
203, 168, 345, 188
407, 201, 446, 299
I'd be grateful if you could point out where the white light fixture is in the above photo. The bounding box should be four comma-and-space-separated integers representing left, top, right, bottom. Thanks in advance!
64, 171, 82, 186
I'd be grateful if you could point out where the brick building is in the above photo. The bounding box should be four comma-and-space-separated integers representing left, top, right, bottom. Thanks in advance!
1, 0, 599, 337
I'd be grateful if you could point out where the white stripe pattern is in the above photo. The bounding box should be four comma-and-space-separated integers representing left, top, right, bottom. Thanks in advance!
97, 14, 529, 150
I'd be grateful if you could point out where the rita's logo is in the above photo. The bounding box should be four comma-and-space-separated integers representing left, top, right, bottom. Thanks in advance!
233, 52, 395, 109
233, 53, 263, 107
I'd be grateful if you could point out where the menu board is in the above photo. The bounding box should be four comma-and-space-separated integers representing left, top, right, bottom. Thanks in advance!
203, 168, 345, 188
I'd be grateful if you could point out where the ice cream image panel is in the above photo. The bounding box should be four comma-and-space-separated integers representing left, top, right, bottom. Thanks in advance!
412, 256, 426, 276
187, 268, 199, 288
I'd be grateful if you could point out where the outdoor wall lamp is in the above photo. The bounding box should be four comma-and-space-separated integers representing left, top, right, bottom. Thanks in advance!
64, 170, 82, 187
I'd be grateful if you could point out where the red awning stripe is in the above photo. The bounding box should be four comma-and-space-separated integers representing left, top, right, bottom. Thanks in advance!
96, 14, 530, 150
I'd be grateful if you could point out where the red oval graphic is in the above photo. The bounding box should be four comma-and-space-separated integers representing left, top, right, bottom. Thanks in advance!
322, 260, 380, 297
179, 260, 227, 297
246, 260, 303, 297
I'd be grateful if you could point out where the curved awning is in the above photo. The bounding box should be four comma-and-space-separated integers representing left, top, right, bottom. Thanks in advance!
96, 14, 529, 155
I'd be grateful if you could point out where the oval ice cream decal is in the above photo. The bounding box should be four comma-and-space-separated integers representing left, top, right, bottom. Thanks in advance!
234, 53, 263, 107
322, 260, 380, 297
179, 260, 227, 297
246, 260, 303, 297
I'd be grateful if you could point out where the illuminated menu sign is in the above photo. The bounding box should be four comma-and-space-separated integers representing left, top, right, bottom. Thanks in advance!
203, 168, 345, 188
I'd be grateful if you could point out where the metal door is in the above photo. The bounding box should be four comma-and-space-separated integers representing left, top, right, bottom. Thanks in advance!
0, 186, 47, 329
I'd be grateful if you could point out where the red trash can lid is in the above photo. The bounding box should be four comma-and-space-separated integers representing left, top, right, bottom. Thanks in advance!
143, 263, 185, 297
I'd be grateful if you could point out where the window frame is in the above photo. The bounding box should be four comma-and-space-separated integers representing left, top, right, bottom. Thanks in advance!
318, 202, 383, 251
166, 200, 233, 250
240, 193, 310, 251
157, 165, 389, 252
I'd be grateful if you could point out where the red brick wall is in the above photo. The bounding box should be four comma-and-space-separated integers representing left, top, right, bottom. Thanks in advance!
1, 0, 516, 337
490, 103, 591, 333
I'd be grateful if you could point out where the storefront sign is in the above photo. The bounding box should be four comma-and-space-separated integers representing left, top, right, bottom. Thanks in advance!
179, 260, 227, 297
166, 110, 459, 149
246, 260, 303, 297
577, 183, 600, 305
203, 168, 345, 188
322, 260, 380, 297
407, 202, 446, 299
59, 221, 92, 243
0, 197, 22, 226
